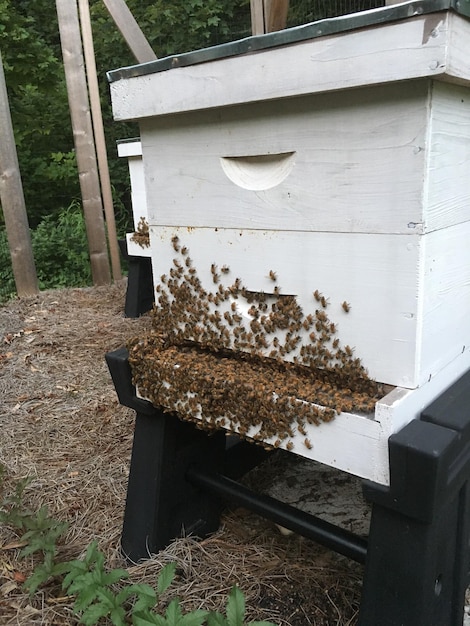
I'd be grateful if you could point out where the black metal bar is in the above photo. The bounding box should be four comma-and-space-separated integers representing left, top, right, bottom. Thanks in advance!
187, 464, 368, 564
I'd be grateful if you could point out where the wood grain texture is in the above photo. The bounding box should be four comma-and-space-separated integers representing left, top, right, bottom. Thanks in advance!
149, 225, 421, 388
424, 81, 470, 232
110, 13, 454, 121
141, 82, 429, 235
418, 221, 470, 385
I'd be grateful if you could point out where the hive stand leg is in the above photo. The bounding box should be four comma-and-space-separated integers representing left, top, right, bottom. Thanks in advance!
359, 369, 470, 626
105, 347, 225, 562
118, 239, 154, 318
122, 407, 225, 562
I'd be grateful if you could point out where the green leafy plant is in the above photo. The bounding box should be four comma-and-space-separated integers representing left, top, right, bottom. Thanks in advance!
0, 470, 69, 593
61, 540, 156, 626
32, 201, 92, 290
0, 469, 279, 626
132, 563, 208, 626
206, 586, 276, 626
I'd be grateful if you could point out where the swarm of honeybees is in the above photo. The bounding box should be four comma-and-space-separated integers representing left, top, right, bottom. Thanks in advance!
130, 216, 150, 248
128, 236, 383, 451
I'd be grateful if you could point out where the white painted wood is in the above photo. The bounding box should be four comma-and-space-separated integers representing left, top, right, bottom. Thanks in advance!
418, 221, 470, 384
117, 140, 149, 257
149, 226, 421, 388
109, 12, 456, 121
140, 82, 429, 235
117, 140, 142, 158
424, 82, 470, 232
447, 12, 470, 86
126, 156, 148, 228
135, 334, 470, 485
126, 233, 151, 257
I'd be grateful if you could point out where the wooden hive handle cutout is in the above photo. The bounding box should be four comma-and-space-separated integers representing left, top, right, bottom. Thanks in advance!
220, 151, 295, 191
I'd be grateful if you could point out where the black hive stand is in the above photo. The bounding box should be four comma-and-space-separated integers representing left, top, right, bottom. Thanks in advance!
106, 346, 470, 626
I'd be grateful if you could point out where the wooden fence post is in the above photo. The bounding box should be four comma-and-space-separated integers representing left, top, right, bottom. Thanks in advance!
78, 0, 122, 281
56, 0, 111, 286
0, 49, 39, 297
250, 0, 289, 35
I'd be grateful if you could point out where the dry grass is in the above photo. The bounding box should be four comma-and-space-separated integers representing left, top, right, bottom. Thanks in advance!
0, 282, 362, 625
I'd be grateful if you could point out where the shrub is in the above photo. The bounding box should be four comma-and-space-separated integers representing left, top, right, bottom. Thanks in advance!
32, 201, 92, 290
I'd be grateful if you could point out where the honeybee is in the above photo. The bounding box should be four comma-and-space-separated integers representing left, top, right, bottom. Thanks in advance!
221, 265, 230, 274
269, 270, 277, 281
304, 438, 312, 450
313, 289, 322, 302
342, 301, 351, 313
171, 235, 180, 251
286, 441, 294, 451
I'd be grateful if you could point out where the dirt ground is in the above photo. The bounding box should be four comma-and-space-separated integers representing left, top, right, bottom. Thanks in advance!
0, 281, 364, 625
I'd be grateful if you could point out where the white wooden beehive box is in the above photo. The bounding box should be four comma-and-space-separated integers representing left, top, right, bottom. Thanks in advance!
117, 138, 151, 258
109, 0, 470, 485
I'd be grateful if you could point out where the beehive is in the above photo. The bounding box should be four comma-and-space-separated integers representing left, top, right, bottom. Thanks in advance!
109, 0, 470, 484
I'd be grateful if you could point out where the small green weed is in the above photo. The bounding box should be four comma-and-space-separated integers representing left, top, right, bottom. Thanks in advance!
0, 470, 69, 593
0, 468, 278, 626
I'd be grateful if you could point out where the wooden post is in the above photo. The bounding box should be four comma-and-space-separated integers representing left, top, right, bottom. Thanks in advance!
265, 0, 289, 33
250, 0, 265, 35
250, 0, 289, 35
78, 0, 122, 281
101, 0, 157, 63
0, 49, 39, 297
56, 0, 111, 286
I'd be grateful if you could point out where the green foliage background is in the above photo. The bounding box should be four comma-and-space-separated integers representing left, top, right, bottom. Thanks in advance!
0, 0, 381, 302
0, 0, 253, 301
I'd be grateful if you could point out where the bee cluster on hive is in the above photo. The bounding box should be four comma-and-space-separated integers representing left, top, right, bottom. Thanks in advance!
130, 216, 150, 248
128, 236, 384, 451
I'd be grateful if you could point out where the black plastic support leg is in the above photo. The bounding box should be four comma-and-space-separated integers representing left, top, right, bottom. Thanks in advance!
107, 346, 470, 623
359, 369, 470, 626
122, 406, 225, 562
106, 347, 225, 562
118, 239, 154, 318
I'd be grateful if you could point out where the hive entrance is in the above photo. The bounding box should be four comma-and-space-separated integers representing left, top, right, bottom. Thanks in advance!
128, 236, 383, 450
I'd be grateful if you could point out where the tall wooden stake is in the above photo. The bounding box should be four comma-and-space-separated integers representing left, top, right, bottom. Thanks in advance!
78, 0, 122, 281
0, 49, 39, 297
250, 0, 289, 35
56, 0, 111, 286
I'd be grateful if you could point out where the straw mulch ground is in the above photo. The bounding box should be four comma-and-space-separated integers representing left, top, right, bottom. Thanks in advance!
0, 281, 362, 625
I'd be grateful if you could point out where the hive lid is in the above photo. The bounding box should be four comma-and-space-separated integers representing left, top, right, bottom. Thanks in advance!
107, 0, 469, 83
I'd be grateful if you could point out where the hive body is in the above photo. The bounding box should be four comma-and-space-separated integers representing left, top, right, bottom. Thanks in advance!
109, 4, 470, 484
